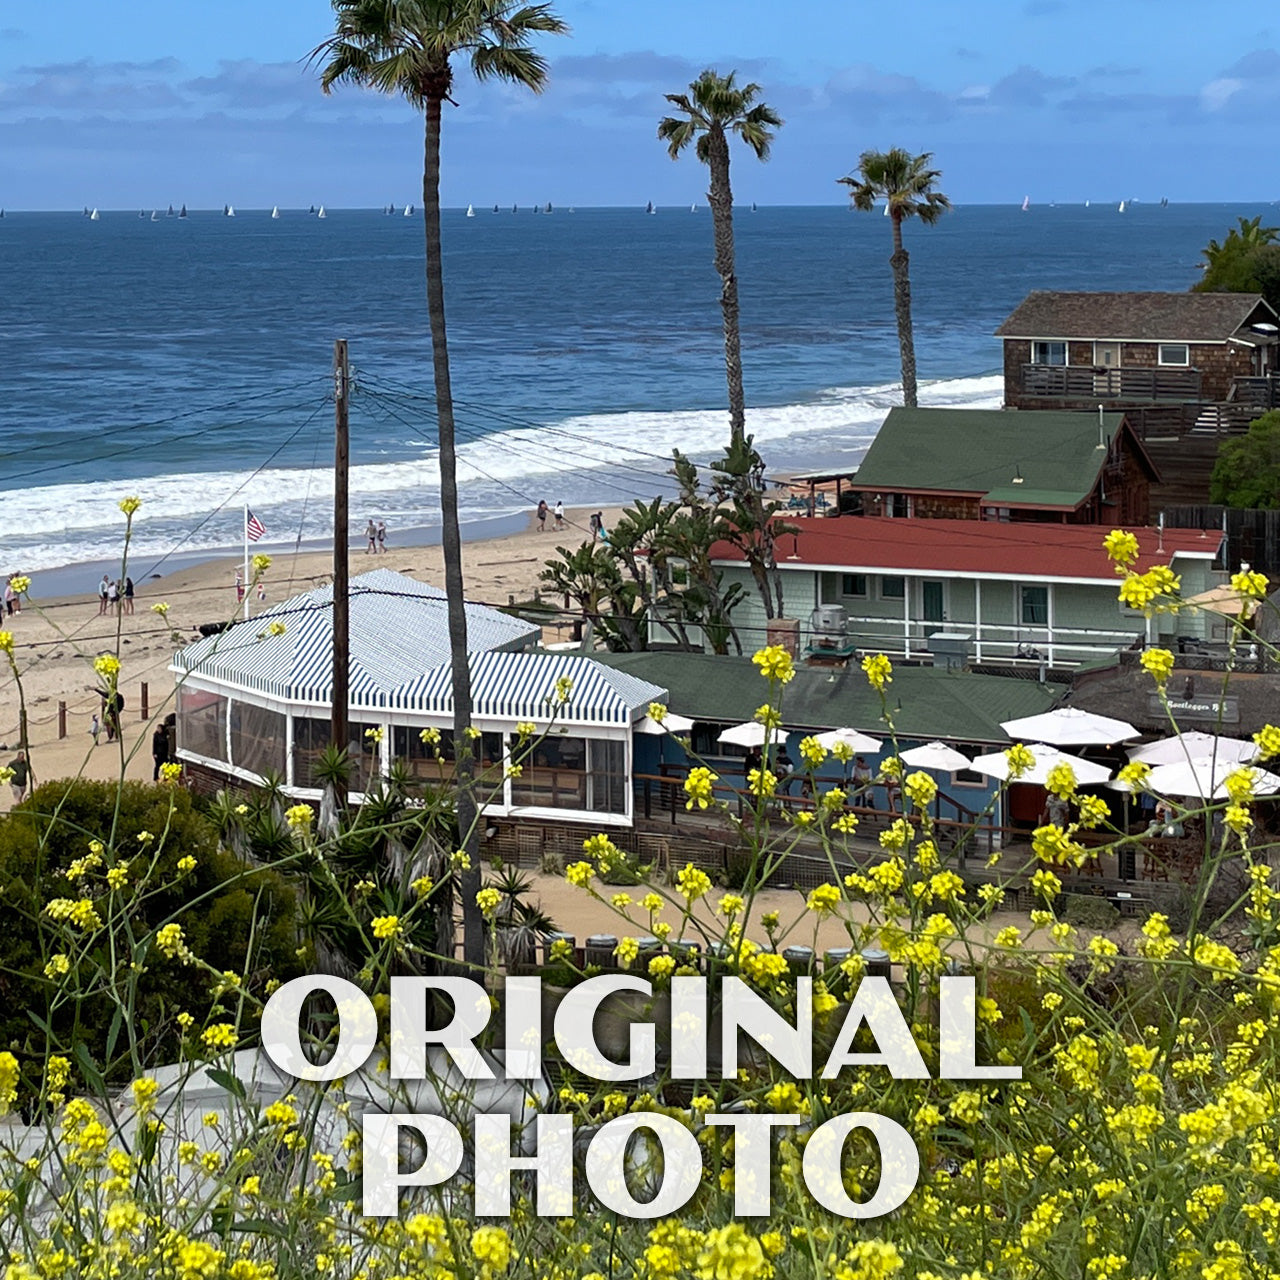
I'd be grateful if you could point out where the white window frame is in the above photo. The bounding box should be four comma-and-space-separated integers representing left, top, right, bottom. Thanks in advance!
880, 575, 906, 602
1158, 343, 1190, 367
1031, 340, 1067, 366
1019, 584, 1049, 627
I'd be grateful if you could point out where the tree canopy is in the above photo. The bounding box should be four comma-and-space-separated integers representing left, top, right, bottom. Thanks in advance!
1194, 216, 1280, 312
1210, 410, 1280, 508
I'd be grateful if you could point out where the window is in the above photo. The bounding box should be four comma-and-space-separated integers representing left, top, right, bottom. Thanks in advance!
949, 743, 988, 790
511, 734, 626, 813
982, 506, 1011, 523
1158, 343, 1189, 366
881, 576, 906, 601
228, 701, 286, 779
177, 687, 227, 763
291, 717, 383, 789
1031, 341, 1066, 366
840, 574, 867, 598
1020, 585, 1049, 626
392, 726, 504, 786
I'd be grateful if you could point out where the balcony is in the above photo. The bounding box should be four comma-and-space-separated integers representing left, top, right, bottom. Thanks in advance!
1021, 364, 1202, 403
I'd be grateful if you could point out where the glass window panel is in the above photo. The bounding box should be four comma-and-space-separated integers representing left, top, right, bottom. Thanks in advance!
291, 717, 382, 789
588, 739, 628, 815
881, 576, 906, 600
1032, 341, 1066, 366
229, 701, 286, 779
391, 726, 504, 785
1158, 343, 1189, 366
1020, 586, 1049, 626
511, 734, 587, 810
177, 687, 227, 762
841, 574, 867, 598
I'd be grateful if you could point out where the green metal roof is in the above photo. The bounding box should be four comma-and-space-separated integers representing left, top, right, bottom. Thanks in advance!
852, 407, 1133, 506
593, 652, 1060, 746
980, 486, 1087, 508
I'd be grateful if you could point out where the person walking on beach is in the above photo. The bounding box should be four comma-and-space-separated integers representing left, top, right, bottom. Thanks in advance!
3, 580, 13, 617
554, 500, 565, 531
7, 751, 29, 804
589, 511, 601, 542
89, 713, 101, 747
234, 569, 244, 605
536, 500, 549, 532
123, 577, 135, 615
102, 690, 124, 743
98, 574, 110, 615
151, 722, 171, 781
365, 519, 378, 554
376, 519, 387, 553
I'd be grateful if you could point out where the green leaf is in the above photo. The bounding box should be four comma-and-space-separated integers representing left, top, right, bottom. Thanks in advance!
231, 1218, 290, 1238
73, 1042, 107, 1098
26, 1008, 54, 1038
205, 1068, 248, 1101
328, 1176, 364, 1203
105, 1005, 124, 1063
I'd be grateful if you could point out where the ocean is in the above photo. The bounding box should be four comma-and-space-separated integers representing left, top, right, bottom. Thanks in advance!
1, 200, 1271, 587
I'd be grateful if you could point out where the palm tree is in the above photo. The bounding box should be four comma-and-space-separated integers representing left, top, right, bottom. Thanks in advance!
659, 70, 781, 449
313, 0, 567, 972
840, 149, 949, 408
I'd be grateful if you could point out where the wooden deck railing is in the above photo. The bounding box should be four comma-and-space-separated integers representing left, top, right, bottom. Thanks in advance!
1021, 364, 1202, 402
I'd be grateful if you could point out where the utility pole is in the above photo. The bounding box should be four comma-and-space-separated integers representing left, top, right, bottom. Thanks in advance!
332, 339, 350, 755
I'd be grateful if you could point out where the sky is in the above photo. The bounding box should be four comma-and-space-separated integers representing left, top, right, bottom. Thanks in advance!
2, 0, 1279, 209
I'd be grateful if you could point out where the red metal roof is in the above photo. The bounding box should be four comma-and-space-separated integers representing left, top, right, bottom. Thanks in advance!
712, 518, 1222, 582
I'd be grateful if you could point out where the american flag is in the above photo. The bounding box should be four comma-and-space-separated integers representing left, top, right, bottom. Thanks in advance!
245, 509, 266, 543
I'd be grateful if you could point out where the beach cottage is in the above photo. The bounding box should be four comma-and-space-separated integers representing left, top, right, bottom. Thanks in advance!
170, 570, 665, 827
847, 407, 1158, 527
711, 518, 1225, 667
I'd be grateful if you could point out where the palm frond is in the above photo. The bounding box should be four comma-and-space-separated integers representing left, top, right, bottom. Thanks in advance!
659, 66, 780, 168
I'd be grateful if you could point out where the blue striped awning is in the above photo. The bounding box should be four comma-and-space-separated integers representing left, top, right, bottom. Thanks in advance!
171, 569, 541, 705
391, 650, 666, 726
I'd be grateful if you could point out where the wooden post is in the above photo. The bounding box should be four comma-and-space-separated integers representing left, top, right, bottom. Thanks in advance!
140, 681, 149, 721
332, 339, 350, 755
58, 702, 67, 739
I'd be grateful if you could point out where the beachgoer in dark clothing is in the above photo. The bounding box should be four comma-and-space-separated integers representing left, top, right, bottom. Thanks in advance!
376, 520, 387, 553
124, 577, 135, 614
536, 500, 548, 532
365, 520, 377, 554
102, 691, 124, 742
8, 752, 29, 803
152, 723, 170, 780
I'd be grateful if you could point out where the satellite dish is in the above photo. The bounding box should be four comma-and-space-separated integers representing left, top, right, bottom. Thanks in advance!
1252, 322, 1279, 333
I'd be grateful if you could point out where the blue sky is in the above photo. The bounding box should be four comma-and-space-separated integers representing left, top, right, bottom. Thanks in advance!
2, 0, 1278, 208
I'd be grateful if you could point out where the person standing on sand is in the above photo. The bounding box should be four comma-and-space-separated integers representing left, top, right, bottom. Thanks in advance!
108, 578, 120, 613
234, 569, 244, 604
554, 500, 565, 531
376, 520, 387, 553
3, 580, 13, 617
7, 751, 29, 804
365, 519, 377, 553
536, 500, 548, 532
89, 713, 100, 746
123, 577, 135, 615
152, 722, 170, 781
98, 575, 110, 615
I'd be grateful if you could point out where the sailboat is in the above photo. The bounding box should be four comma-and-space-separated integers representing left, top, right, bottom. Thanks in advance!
1118, 200, 1126, 213
751, 201, 757, 212
690, 202, 697, 213
150, 210, 160, 221
512, 203, 518, 213
404, 203, 413, 216
1161, 196, 1169, 208
271, 206, 280, 219
645, 200, 655, 215
167, 204, 174, 217
178, 204, 187, 218
224, 204, 234, 217
466, 203, 475, 217
90, 208, 100, 220
139, 210, 146, 219
1021, 195, 1030, 211
493, 204, 499, 214
1085, 200, 1090, 208
545, 201, 552, 214
83, 206, 91, 217
308, 204, 316, 215
317, 206, 326, 219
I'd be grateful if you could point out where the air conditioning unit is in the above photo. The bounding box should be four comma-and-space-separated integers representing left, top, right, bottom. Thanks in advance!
809, 604, 848, 650
928, 631, 972, 671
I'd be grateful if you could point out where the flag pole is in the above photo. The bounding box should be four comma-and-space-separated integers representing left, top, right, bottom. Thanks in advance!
243, 503, 250, 620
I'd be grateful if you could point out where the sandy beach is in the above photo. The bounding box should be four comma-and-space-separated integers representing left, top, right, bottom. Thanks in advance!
0, 504, 625, 806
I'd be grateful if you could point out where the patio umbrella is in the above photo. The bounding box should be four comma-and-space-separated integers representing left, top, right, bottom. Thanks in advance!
900, 741, 972, 771
717, 721, 770, 749
1000, 707, 1139, 746
1142, 757, 1280, 802
1128, 732, 1258, 767
971, 743, 1113, 787
814, 727, 883, 754
1181, 585, 1258, 620
635, 711, 695, 735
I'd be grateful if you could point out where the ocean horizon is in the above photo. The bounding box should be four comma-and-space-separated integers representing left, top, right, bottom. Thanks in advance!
2, 201, 1273, 583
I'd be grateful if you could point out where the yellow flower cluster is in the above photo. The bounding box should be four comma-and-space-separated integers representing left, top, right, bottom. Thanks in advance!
684, 766, 718, 810
861, 652, 893, 691
1140, 646, 1175, 687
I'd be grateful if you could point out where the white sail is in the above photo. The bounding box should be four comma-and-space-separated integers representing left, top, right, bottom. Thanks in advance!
1118, 200, 1126, 213
690, 203, 697, 212
227, 205, 236, 217
883, 202, 889, 216
1021, 195, 1030, 211
151, 210, 159, 221
90, 208, 100, 220
404, 204, 413, 216
317, 206, 326, 219
466, 203, 475, 217
271, 206, 280, 219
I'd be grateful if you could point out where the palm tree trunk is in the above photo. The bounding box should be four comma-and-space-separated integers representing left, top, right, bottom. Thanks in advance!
423, 97, 483, 972
889, 215, 917, 408
707, 128, 745, 449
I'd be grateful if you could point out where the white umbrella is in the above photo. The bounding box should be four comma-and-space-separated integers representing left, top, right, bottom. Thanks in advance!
1143, 757, 1280, 802
900, 741, 972, 772
813, 727, 882, 754
635, 711, 695, 735
717, 721, 770, 749
1127, 732, 1257, 767
1000, 707, 1139, 746
971, 743, 1112, 787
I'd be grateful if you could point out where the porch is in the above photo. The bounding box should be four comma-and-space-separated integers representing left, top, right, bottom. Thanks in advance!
1021, 364, 1202, 402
